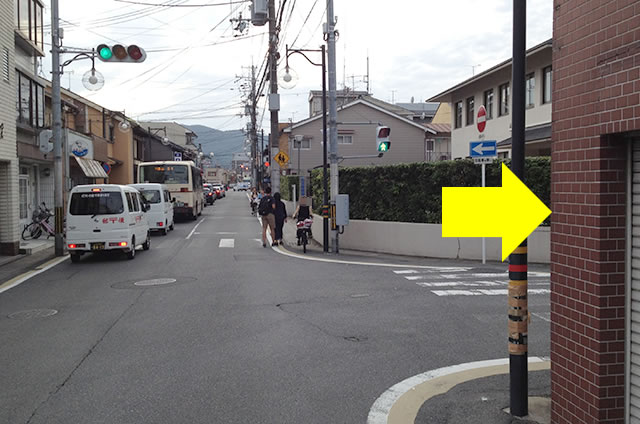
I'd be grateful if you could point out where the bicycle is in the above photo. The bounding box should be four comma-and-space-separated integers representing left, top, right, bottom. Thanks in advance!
296, 218, 313, 253
22, 203, 55, 241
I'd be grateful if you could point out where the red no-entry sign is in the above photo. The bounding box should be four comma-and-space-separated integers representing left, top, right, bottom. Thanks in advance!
477, 105, 487, 133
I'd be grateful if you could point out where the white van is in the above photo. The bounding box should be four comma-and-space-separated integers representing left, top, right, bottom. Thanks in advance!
66, 185, 151, 263
129, 183, 175, 235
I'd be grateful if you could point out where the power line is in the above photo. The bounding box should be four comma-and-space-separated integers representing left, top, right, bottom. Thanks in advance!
113, 0, 249, 6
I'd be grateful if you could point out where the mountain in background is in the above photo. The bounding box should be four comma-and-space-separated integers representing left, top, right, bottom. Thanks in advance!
185, 124, 246, 168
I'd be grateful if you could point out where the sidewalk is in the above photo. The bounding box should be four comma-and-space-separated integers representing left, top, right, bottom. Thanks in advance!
0, 239, 56, 285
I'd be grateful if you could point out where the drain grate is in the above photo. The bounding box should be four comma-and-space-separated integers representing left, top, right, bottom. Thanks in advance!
134, 278, 177, 287
8, 309, 58, 319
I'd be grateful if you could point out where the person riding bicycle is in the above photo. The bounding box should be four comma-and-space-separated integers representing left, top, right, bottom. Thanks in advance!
293, 197, 312, 246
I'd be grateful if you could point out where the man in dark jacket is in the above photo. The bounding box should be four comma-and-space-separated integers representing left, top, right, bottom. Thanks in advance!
259, 187, 276, 247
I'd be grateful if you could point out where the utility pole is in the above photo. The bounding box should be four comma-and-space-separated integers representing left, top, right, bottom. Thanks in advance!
326, 0, 339, 253
249, 65, 258, 188
268, 0, 280, 192
51, 0, 64, 257
509, 0, 528, 417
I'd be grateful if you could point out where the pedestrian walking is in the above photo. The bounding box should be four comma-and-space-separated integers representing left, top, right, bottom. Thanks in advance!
258, 186, 276, 247
273, 192, 287, 245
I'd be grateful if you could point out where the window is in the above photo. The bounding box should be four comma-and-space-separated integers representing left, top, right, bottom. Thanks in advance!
15, 0, 44, 51
483, 89, 494, 120
466, 96, 474, 126
499, 83, 510, 116
125, 192, 134, 211
426, 139, 435, 151
454, 101, 463, 129
131, 193, 140, 212
70, 192, 125, 215
140, 190, 161, 204
543, 66, 552, 104
526, 73, 535, 107
337, 135, 353, 144
16, 71, 44, 127
293, 139, 310, 149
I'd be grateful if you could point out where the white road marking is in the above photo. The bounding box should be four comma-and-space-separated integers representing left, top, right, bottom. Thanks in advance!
532, 312, 551, 322
186, 218, 205, 240
432, 288, 551, 296
0, 256, 69, 295
217, 232, 238, 235
219, 239, 235, 248
367, 357, 550, 424
417, 281, 501, 287
393, 267, 471, 274
393, 270, 419, 274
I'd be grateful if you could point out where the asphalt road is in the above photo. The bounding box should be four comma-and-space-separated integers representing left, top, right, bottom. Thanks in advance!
0, 191, 550, 424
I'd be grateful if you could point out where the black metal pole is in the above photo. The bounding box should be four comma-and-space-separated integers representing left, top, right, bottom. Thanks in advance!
321, 45, 329, 253
259, 129, 264, 190
509, 0, 528, 417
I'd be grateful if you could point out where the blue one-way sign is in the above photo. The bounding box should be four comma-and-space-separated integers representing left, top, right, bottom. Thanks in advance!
469, 140, 497, 157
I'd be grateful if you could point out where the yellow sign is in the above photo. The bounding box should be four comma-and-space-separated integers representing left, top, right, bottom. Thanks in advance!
442, 163, 551, 261
274, 151, 290, 167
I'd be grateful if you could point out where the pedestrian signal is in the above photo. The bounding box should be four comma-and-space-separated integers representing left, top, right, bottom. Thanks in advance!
376, 126, 391, 152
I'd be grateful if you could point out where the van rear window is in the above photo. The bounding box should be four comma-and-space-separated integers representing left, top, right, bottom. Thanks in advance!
139, 190, 161, 204
70, 192, 124, 215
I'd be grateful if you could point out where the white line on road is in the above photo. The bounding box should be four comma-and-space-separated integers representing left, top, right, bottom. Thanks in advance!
393, 267, 471, 274
217, 232, 238, 235
532, 312, 552, 322
416, 281, 501, 287
431, 288, 551, 296
0, 255, 69, 295
186, 218, 205, 240
219, 239, 235, 248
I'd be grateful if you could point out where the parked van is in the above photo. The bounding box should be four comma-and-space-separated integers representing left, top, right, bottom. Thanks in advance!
66, 185, 151, 263
129, 183, 175, 235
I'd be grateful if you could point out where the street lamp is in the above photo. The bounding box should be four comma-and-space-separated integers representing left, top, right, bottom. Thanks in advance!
279, 44, 329, 253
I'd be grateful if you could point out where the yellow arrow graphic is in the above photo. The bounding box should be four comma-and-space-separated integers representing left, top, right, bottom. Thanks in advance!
442, 163, 551, 261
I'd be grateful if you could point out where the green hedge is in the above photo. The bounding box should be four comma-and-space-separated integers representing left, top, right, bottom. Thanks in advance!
308, 157, 550, 224
279, 176, 297, 201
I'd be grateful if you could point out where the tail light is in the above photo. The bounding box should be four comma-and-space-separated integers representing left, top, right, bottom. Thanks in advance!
68, 244, 77, 249
108, 242, 128, 247
180, 188, 189, 192
157, 222, 163, 227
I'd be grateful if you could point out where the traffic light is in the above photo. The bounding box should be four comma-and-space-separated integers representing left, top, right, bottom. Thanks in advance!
96, 44, 147, 63
376, 126, 391, 152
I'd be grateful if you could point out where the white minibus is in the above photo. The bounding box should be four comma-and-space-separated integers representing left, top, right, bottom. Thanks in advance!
129, 183, 175, 235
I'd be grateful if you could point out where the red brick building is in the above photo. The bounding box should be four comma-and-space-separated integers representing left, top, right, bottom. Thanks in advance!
551, 0, 640, 423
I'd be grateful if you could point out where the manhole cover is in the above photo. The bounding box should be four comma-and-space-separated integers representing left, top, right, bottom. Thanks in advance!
8, 309, 58, 319
134, 278, 177, 286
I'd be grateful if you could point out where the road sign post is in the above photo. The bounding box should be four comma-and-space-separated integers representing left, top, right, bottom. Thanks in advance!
470, 140, 497, 264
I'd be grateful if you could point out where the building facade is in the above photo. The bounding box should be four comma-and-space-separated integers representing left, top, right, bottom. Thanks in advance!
429, 40, 552, 159
550, 1, 640, 423
284, 98, 436, 176
0, 0, 19, 255
14, 0, 50, 244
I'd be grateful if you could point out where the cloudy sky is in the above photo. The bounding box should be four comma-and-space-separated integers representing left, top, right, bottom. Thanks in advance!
42, 0, 553, 133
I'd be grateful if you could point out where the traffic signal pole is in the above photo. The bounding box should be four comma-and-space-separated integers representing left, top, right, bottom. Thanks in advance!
268, 0, 280, 193
326, 0, 339, 253
509, 0, 528, 417
51, 0, 64, 257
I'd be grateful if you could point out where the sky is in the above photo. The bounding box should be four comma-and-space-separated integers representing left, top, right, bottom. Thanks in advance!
41, 0, 553, 135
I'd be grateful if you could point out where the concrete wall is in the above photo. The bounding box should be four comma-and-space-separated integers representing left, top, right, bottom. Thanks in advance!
282, 200, 549, 263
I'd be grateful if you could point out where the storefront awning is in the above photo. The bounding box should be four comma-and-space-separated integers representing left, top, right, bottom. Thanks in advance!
74, 157, 109, 178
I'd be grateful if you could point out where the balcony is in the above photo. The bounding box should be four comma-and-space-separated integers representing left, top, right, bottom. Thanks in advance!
425, 151, 451, 162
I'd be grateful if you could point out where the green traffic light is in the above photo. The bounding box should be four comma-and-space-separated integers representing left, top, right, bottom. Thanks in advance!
378, 142, 388, 152
98, 46, 112, 60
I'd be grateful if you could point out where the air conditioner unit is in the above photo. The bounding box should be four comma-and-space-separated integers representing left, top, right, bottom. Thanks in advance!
251, 0, 268, 26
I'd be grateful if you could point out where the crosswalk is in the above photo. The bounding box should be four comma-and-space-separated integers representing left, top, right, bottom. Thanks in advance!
392, 267, 551, 297
154, 237, 263, 250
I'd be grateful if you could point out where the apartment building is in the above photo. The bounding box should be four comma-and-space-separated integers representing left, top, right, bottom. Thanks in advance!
0, 0, 18, 255
429, 39, 552, 159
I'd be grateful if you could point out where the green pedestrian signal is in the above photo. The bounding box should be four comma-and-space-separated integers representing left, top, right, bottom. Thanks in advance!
376, 126, 391, 153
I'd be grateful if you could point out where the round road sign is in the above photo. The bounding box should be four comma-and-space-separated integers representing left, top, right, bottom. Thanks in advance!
477, 105, 487, 133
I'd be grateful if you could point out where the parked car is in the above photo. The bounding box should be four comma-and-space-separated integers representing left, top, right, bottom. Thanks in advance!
66, 184, 151, 262
235, 182, 250, 191
203, 187, 215, 205
129, 183, 174, 235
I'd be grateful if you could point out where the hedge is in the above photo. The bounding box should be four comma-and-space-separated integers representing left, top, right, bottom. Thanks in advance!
305, 157, 550, 225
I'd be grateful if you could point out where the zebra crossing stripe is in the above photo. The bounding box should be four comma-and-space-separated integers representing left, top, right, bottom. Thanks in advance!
417, 281, 501, 287
432, 288, 550, 297
392, 267, 471, 274
219, 239, 235, 248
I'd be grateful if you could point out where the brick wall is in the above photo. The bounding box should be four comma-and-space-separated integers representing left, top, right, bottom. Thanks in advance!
551, 0, 640, 422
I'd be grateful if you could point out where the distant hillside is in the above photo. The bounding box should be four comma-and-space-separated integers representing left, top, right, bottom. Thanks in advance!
185, 124, 245, 168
